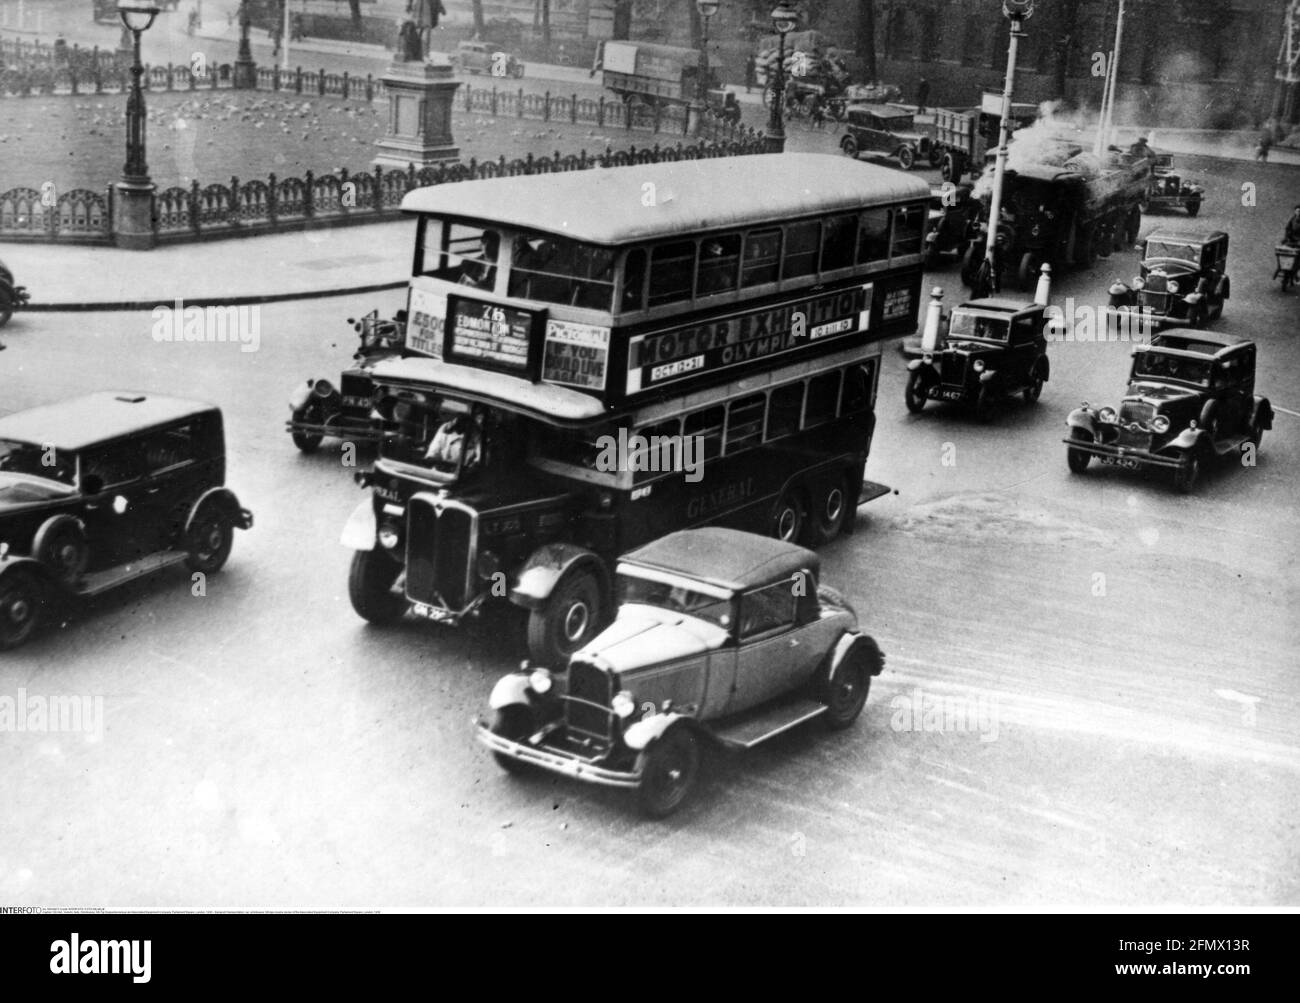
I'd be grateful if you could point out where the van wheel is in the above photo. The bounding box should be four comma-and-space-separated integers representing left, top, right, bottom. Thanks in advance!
348, 549, 407, 624
840, 135, 858, 158
960, 243, 982, 287
771, 490, 805, 544
527, 568, 604, 666
0, 568, 42, 651
636, 727, 700, 818
1017, 252, 1039, 292
809, 475, 851, 545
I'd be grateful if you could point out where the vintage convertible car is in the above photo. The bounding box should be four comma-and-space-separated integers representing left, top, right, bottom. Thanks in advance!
286, 309, 406, 452
476, 528, 884, 817
0, 392, 253, 649
1064, 332, 1271, 494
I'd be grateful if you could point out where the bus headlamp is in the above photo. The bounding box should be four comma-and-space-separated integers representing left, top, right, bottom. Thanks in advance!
378, 523, 401, 549
612, 690, 636, 719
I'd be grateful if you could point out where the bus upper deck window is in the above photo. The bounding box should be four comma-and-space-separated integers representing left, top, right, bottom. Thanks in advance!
418, 218, 445, 274
892, 204, 925, 256
742, 229, 781, 287
858, 208, 891, 263
648, 241, 697, 307
783, 221, 820, 279
697, 234, 740, 296
622, 248, 647, 311
821, 215, 856, 272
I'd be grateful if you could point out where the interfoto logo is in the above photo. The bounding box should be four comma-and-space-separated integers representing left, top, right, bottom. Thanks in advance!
151, 298, 261, 353
0, 689, 102, 739
594, 429, 704, 483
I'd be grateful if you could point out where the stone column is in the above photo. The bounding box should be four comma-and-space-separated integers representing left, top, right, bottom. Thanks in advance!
374, 55, 462, 170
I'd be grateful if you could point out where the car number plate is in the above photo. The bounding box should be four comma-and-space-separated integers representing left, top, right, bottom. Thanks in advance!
1100, 456, 1142, 470
939, 389, 964, 401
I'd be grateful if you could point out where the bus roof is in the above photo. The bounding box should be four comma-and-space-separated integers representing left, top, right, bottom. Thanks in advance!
401, 154, 931, 245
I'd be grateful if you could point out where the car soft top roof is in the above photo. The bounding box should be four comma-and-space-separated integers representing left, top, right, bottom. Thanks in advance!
0, 392, 217, 451
621, 527, 819, 593
401, 154, 930, 245
1145, 331, 1250, 353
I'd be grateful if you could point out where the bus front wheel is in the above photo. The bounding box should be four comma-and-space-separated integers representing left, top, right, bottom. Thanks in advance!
526, 568, 605, 666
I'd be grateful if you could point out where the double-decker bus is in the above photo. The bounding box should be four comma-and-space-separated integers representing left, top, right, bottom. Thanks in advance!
342, 153, 929, 663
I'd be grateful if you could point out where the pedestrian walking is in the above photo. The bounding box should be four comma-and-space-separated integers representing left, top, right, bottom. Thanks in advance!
1255, 128, 1272, 163
917, 77, 930, 115
744, 54, 757, 93
270, 19, 282, 58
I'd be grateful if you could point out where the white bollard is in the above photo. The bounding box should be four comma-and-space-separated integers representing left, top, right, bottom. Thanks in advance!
1034, 262, 1052, 307
920, 287, 945, 353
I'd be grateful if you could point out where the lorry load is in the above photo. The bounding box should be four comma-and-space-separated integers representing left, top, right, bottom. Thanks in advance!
600, 40, 703, 107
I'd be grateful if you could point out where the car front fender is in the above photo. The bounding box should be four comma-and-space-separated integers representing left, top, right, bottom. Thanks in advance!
0, 553, 55, 586
1108, 281, 1132, 299
1252, 397, 1273, 431
488, 673, 534, 711
1066, 409, 1098, 432
509, 542, 608, 611
288, 379, 315, 412
905, 358, 936, 374
1184, 291, 1204, 305
340, 497, 375, 551
1168, 427, 1206, 452
623, 712, 690, 752
978, 369, 997, 383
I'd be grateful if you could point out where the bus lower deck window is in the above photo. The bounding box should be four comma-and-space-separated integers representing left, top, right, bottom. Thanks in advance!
684, 405, 724, 461
842, 364, 872, 414
805, 371, 842, 428
725, 394, 765, 453
767, 382, 804, 440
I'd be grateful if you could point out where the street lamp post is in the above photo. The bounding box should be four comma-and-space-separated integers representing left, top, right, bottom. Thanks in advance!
696, 0, 718, 103
764, 0, 797, 154
113, 0, 160, 250
233, 0, 257, 89
974, 0, 1034, 298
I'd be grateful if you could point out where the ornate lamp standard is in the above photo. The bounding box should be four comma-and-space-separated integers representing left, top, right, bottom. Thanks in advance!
972, 0, 1034, 297
764, 0, 798, 154
113, 0, 160, 250
696, 0, 719, 102
233, 0, 257, 89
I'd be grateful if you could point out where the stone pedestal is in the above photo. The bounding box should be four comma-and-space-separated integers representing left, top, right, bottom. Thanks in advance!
113, 179, 157, 250
374, 56, 462, 170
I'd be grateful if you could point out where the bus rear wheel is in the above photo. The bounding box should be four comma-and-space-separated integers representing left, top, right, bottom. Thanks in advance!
771, 490, 805, 545
809, 475, 851, 545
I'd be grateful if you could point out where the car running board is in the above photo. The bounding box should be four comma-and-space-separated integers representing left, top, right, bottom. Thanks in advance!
72, 551, 190, 598
858, 480, 891, 505
711, 697, 828, 750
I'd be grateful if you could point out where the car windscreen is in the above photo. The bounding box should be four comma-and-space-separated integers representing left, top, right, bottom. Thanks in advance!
1132, 352, 1210, 386
618, 573, 733, 629
948, 312, 1009, 342
0, 439, 76, 486
1145, 240, 1199, 264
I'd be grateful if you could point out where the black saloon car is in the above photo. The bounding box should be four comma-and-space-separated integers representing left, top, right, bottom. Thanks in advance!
0, 392, 253, 648
1107, 230, 1229, 330
905, 297, 1051, 420
1064, 333, 1271, 493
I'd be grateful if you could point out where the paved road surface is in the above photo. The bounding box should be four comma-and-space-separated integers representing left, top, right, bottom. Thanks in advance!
0, 154, 1297, 907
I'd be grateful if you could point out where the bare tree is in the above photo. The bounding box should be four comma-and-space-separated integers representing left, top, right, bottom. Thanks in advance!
613, 0, 632, 40
472, 0, 485, 36
855, 0, 878, 82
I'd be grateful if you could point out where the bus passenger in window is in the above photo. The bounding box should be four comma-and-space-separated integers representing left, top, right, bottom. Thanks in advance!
457, 231, 500, 290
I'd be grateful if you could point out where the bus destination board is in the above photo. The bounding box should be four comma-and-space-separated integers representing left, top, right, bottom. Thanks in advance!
445, 298, 535, 373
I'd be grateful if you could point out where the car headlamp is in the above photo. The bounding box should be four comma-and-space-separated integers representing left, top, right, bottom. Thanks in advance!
1167, 280, 1179, 294
1132, 276, 1144, 289
1098, 406, 1118, 423
612, 690, 636, 719
377, 523, 401, 549
972, 359, 986, 372
529, 668, 553, 694
922, 353, 933, 365
1031, 225, 1040, 236
1150, 415, 1170, 434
